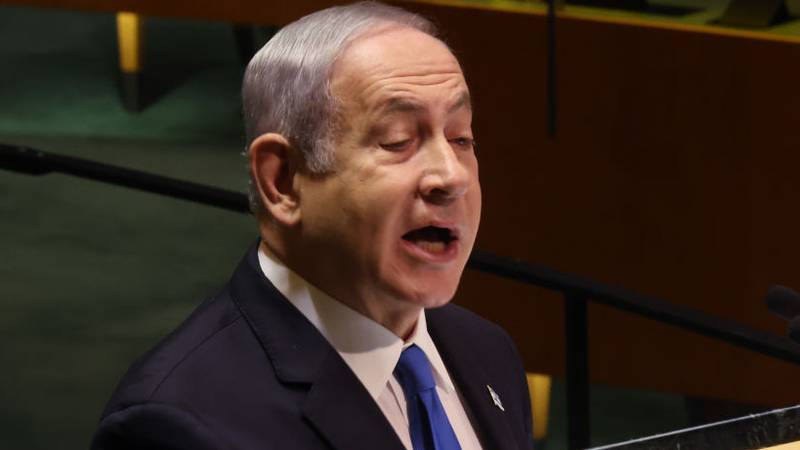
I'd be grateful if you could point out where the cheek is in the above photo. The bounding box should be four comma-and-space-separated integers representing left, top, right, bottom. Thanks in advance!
340, 171, 411, 251
467, 172, 482, 234
359, 168, 413, 218
300, 177, 364, 251
473, 185, 483, 225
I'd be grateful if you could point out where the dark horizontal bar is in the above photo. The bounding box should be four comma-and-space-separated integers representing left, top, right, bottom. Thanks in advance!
3, 142, 800, 366
0, 143, 250, 214
467, 249, 800, 366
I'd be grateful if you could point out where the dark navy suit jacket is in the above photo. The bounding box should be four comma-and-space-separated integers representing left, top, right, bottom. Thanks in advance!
92, 243, 533, 450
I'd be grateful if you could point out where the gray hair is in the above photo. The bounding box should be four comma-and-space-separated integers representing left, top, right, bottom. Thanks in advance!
242, 1, 439, 213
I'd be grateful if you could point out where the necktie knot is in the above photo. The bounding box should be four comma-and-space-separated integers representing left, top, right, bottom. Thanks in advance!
395, 345, 436, 395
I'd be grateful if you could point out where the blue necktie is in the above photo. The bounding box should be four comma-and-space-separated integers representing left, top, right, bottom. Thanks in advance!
394, 345, 463, 450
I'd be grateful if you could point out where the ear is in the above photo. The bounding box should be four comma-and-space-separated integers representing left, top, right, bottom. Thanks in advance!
249, 133, 302, 226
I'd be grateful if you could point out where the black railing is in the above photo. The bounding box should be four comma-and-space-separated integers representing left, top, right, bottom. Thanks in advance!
3, 143, 800, 449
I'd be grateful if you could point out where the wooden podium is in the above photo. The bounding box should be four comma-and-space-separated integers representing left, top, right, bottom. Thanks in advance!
765, 442, 800, 450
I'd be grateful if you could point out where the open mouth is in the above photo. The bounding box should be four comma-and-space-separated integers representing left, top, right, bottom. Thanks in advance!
401, 225, 457, 255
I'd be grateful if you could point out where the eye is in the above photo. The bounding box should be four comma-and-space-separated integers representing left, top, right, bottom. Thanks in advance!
450, 136, 475, 149
380, 139, 412, 152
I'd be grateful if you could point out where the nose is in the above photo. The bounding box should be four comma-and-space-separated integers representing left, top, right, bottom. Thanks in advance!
418, 137, 471, 205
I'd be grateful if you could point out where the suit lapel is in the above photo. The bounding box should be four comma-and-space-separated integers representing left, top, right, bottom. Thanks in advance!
229, 242, 405, 450
303, 350, 407, 450
428, 308, 520, 450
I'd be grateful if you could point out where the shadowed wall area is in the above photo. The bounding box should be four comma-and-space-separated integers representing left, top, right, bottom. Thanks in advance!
0, 6, 255, 448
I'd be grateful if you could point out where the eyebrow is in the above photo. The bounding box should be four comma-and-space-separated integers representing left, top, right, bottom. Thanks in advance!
380, 98, 423, 114
448, 91, 472, 114
376, 90, 472, 115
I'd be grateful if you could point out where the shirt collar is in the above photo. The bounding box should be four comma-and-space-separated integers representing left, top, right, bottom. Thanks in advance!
257, 243, 456, 400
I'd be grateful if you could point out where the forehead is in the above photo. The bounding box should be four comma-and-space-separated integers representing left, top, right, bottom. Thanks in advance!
330, 26, 467, 109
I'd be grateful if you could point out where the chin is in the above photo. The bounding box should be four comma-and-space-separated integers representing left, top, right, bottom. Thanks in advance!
379, 259, 468, 310
398, 278, 461, 310
418, 294, 455, 310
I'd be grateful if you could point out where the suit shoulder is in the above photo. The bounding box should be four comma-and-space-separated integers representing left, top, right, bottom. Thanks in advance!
101, 288, 244, 416
92, 402, 229, 450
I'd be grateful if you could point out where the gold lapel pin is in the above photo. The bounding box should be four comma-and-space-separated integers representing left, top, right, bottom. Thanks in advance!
486, 385, 505, 412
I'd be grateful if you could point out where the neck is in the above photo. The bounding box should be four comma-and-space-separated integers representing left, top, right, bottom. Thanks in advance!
258, 239, 422, 339
366, 304, 421, 341
319, 283, 423, 339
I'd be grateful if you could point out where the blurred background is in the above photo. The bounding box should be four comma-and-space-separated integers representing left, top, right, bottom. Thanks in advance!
2, 0, 800, 449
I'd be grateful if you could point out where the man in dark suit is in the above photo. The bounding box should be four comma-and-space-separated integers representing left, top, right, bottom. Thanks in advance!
92, 2, 533, 449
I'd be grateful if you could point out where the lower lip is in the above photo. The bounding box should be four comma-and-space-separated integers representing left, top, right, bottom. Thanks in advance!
401, 238, 460, 264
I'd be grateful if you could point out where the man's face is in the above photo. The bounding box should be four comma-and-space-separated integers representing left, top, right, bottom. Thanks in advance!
293, 26, 481, 322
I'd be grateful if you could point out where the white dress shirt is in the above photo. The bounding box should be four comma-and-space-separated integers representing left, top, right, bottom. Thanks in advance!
258, 245, 483, 450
